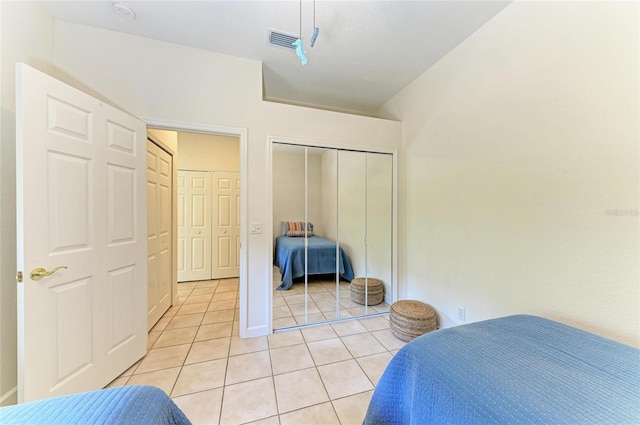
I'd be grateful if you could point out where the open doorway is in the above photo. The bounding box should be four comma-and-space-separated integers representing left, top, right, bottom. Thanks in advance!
174, 131, 240, 282
146, 119, 248, 338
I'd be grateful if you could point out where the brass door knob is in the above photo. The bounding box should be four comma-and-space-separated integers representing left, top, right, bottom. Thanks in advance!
30, 266, 68, 281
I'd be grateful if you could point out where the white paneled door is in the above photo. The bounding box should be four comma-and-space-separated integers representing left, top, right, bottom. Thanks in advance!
177, 171, 239, 281
177, 170, 212, 282
212, 173, 240, 279
16, 63, 147, 402
147, 141, 173, 329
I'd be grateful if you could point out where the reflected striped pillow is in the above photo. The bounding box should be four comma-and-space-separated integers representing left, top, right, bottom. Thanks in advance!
284, 221, 313, 237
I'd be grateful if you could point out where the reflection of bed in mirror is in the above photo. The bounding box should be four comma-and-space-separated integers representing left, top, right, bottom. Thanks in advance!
274, 230, 354, 290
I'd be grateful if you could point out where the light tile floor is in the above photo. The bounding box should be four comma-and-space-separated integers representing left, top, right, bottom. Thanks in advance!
108, 278, 406, 425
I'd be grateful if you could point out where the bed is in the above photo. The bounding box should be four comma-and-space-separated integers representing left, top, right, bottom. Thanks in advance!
365, 314, 640, 424
0, 385, 191, 425
274, 235, 354, 290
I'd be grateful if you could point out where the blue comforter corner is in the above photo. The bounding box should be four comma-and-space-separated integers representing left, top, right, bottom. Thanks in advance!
0, 385, 191, 425
365, 315, 640, 425
274, 235, 354, 290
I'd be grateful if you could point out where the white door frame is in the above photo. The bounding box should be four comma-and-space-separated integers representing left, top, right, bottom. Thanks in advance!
145, 118, 249, 338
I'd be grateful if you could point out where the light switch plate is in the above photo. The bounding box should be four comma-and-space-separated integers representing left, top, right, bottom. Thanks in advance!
250, 222, 262, 234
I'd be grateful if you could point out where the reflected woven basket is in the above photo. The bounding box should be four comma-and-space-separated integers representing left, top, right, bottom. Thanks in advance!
350, 277, 384, 306
390, 300, 437, 341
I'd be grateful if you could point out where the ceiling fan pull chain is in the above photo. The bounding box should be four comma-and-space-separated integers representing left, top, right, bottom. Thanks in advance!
293, 0, 308, 66
311, 0, 319, 47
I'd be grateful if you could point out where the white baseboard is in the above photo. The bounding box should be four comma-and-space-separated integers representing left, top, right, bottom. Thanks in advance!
244, 324, 270, 338
0, 386, 17, 406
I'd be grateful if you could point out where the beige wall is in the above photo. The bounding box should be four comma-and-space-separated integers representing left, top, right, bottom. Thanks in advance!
0, 1, 56, 405
148, 128, 178, 154
177, 132, 239, 172
380, 1, 639, 345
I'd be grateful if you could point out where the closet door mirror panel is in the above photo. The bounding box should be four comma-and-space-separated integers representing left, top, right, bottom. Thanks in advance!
338, 150, 393, 316
272, 142, 393, 330
337, 150, 367, 270
272, 144, 308, 245
366, 153, 393, 306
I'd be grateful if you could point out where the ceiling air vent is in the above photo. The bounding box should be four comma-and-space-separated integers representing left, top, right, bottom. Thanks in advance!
268, 29, 298, 50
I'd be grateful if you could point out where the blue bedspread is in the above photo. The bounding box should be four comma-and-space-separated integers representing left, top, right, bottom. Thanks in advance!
0, 385, 191, 425
274, 235, 354, 290
365, 315, 640, 425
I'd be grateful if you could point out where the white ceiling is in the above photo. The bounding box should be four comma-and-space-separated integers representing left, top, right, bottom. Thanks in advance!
39, 0, 510, 117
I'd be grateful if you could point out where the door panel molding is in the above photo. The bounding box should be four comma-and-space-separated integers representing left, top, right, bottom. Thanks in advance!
16, 63, 147, 402
147, 140, 173, 329
177, 170, 212, 282
212, 172, 240, 279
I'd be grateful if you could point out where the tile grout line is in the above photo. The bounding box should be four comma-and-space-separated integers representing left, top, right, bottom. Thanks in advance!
216, 278, 237, 425
305, 333, 344, 424
266, 336, 281, 424
169, 282, 197, 399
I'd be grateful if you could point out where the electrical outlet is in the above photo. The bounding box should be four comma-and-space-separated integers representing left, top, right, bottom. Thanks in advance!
457, 307, 466, 322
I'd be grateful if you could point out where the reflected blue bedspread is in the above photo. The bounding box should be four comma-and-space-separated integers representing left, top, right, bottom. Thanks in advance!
275, 235, 354, 290
0, 385, 191, 425
365, 315, 640, 425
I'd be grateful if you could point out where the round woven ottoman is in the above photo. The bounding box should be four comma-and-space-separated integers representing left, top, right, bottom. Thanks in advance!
389, 300, 437, 341
350, 277, 385, 306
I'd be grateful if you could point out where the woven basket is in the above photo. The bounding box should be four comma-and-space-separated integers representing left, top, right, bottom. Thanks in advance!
389, 300, 437, 341
350, 277, 384, 306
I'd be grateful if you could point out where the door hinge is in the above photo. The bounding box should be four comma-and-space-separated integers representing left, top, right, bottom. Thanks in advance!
17, 271, 23, 283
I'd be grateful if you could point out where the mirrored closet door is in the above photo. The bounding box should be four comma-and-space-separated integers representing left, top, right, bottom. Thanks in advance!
272, 142, 393, 330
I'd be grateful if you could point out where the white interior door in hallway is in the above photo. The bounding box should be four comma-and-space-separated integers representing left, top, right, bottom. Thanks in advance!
16, 63, 147, 402
147, 140, 173, 330
177, 170, 212, 282
177, 171, 239, 282
212, 172, 240, 279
